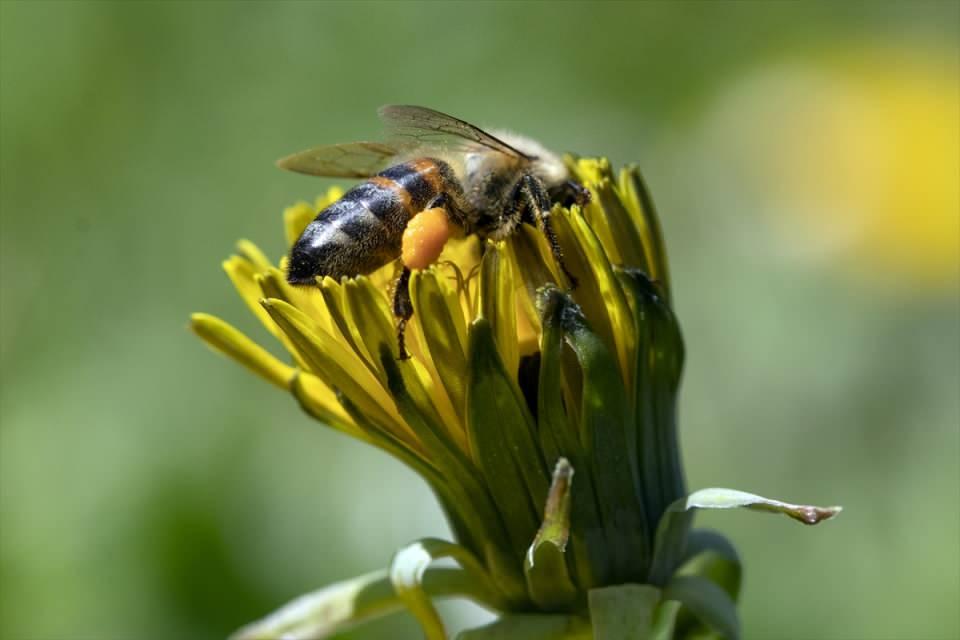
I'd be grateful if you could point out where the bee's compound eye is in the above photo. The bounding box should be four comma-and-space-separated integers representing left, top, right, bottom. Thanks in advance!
402, 207, 451, 271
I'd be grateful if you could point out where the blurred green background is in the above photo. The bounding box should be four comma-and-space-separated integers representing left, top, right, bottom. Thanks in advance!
1, 2, 957, 639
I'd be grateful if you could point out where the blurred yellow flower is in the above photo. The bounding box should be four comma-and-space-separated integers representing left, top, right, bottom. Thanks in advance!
702, 44, 959, 289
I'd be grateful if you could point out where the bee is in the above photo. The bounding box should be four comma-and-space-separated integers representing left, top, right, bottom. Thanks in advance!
278, 105, 590, 359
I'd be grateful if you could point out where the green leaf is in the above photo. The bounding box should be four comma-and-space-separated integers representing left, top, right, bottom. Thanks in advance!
588, 583, 662, 640
457, 614, 592, 640
466, 317, 549, 560
676, 488, 842, 524
231, 567, 502, 640
663, 576, 739, 640
391, 538, 508, 640
649, 487, 841, 584
525, 458, 578, 610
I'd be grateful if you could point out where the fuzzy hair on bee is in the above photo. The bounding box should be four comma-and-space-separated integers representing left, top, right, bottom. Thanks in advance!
277, 105, 590, 359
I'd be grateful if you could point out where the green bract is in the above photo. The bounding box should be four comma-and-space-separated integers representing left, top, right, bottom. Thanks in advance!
193, 158, 840, 640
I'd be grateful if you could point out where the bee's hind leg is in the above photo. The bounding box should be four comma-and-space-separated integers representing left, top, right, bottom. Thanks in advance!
392, 265, 414, 360
517, 174, 578, 289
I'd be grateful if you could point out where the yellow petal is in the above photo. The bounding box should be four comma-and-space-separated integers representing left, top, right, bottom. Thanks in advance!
566, 208, 636, 386
260, 298, 419, 451
478, 242, 519, 382
315, 186, 344, 211
410, 268, 469, 413
283, 201, 317, 248
190, 313, 292, 389
345, 276, 467, 452
546, 205, 637, 387
223, 255, 281, 338
258, 266, 331, 335
506, 225, 559, 339
318, 276, 382, 380
291, 371, 361, 437
618, 166, 671, 298
343, 276, 401, 374
236, 239, 273, 272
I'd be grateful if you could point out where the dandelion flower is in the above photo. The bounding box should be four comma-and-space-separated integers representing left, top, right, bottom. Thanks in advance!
192, 157, 840, 640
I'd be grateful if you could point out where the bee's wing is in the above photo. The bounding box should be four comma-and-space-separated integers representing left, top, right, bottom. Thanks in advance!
276, 141, 406, 178
378, 105, 533, 159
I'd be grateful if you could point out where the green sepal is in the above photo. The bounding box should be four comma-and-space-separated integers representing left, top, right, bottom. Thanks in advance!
650, 600, 682, 640
466, 317, 550, 560
537, 287, 607, 589
549, 288, 649, 582
672, 530, 742, 640
676, 529, 742, 602
378, 344, 467, 471
378, 346, 526, 601
663, 576, 739, 640
588, 583, 662, 640
524, 458, 578, 610
457, 614, 592, 640
617, 268, 686, 530
328, 386, 481, 559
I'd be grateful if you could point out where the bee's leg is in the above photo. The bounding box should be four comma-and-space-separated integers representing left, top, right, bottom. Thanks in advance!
392, 266, 414, 360
548, 180, 592, 208
517, 173, 578, 288
425, 192, 450, 211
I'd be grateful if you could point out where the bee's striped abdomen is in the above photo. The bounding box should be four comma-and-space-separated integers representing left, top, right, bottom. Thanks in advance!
377, 158, 448, 211
286, 158, 453, 284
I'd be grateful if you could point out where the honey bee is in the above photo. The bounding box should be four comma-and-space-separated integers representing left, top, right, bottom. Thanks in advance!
278, 105, 589, 358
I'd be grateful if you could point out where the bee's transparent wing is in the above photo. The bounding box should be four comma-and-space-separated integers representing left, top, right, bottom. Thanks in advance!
378, 105, 532, 159
276, 141, 406, 178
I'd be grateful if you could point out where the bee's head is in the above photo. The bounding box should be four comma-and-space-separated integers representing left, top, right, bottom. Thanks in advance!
492, 131, 569, 188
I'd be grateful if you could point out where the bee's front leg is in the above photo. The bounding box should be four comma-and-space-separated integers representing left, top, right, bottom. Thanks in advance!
392, 266, 413, 360
517, 174, 578, 289
548, 179, 592, 208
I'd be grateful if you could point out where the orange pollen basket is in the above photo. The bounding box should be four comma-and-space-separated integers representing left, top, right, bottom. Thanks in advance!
401, 207, 452, 270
